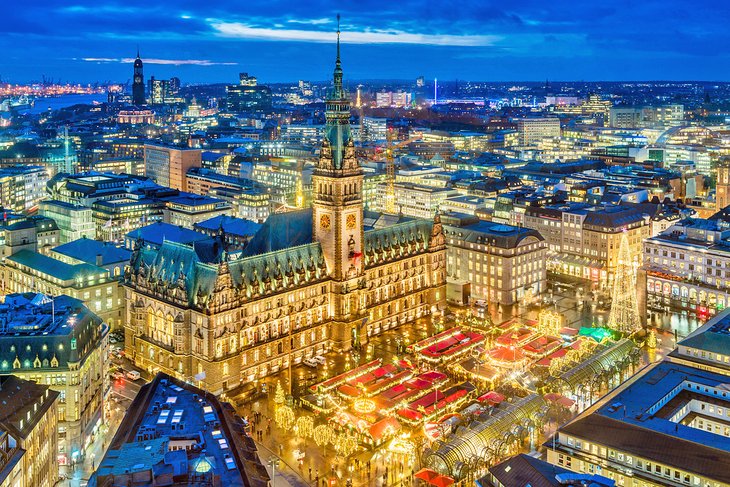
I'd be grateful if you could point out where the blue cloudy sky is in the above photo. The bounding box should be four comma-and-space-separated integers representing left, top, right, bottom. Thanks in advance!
2, 0, 729, 84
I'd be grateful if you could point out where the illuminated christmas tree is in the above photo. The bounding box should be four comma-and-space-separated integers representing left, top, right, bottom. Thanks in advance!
606, 232, 642, 334
274, 380, 286, 405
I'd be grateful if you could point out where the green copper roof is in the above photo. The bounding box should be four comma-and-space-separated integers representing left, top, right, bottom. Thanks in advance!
363, 219, 434, 267
8, 250, 108, 283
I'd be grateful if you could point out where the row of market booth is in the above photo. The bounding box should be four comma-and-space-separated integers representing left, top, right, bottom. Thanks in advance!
302, 358, 479, 447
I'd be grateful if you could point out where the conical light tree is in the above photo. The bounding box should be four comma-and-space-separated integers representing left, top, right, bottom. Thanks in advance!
274, 380, 286, 406
606, 231, 642, 334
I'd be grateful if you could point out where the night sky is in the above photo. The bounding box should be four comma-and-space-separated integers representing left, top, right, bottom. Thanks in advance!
2, 0, 729, 84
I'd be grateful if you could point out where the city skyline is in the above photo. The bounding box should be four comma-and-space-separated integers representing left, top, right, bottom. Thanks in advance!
2, 4, 730, 486
3, 0, 730, 83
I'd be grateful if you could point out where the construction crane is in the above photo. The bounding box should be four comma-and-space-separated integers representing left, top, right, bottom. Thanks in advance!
385, 127, 397, 214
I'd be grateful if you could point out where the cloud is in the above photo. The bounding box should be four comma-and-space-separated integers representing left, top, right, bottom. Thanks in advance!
80, 57, 237, 66
287, 18, 332, 26
209, 22, 500, 46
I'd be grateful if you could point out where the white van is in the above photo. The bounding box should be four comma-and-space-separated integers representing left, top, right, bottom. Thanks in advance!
302, 358, 318, 368
126, 370, 141, 381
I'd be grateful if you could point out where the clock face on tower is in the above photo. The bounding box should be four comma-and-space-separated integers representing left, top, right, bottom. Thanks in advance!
346, 214, 356, 230
134, 76, 141, 83
320, 214, 331, 230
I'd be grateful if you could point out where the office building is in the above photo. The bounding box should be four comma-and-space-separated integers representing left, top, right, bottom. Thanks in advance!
517, 117, 561, 146
282, 124, 324, 145
362, 117, 388, 142
123, 30, 446, 394
185, 167, 259, 196
299, 79, 313, 96
546, 310, 730, 487
643, 218, 730, 315
144, 144, 202, 191
0, 375, 59, 487
0, 294, 108, 466
251, 160, 311, 207
717, 159, 730, 211
0, 165, 48, 212
208, 186, 271, 223
38, 200, 95, 244
609, 107, 643, 128
1, 246, 124, 328
609, 104, 685, 129
445, 221, 548, 306
163, 194, 231, 228
383, 183, 459, 219
376, 91, 412, 108
89, 372, 268, 487
524, 203, 650, 286
226, 74, 272, 112
148, 76, 170, 104
0, 215, 60, 258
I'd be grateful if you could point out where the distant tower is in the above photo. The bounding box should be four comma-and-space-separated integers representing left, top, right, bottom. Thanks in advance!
311, 15, 365, 351
132, 48, 145, 105
717, 158, 730, 211
385, 127, 396, 214
606, 232, 642, 335
434, 78, 438, 104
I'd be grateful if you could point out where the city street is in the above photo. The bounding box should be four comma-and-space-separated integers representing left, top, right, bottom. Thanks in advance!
57, 358, 145, 487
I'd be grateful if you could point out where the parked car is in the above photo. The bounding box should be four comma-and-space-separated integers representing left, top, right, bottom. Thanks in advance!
313, 355, 326, 365
302, 358, 318, 368
126, 370, 141, 381
111, 371, 124, 380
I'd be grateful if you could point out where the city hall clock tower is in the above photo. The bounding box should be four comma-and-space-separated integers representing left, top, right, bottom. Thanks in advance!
312, 17, 365, 351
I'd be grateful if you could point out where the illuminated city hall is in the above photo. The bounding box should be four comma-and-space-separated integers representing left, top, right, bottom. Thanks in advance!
123, 27, 447, 394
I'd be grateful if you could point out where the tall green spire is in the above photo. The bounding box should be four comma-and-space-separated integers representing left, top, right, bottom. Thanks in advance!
333, 13, 343, 98
321, 13, 351, 170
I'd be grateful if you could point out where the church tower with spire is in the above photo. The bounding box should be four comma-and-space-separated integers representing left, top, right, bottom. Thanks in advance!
312, 16, 365, 351
132, 48, 145, 105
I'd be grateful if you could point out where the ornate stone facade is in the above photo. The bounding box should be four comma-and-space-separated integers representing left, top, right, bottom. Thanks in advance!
122, 27, 446, 394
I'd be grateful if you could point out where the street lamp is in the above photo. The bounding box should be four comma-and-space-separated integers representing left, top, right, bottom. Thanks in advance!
267, 456, 280, 485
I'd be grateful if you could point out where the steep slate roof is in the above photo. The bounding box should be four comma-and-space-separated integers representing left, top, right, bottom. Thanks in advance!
195, 215, 262, 238
229, 242, 326, 295
134, 240, 219, 306
126, 222, 210, 248
130, 238, 326, 308
363, 219, 434, 267
128, 209, 441, 308
242, 209, 313, 256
